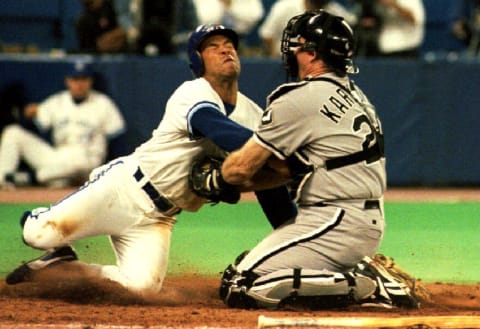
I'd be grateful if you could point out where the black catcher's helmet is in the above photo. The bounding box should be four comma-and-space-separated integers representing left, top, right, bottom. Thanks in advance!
188, 24, 239, 77
281, 10, 358, 78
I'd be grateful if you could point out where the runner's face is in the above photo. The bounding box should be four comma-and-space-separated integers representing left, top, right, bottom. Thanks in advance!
201, 34, 240, 79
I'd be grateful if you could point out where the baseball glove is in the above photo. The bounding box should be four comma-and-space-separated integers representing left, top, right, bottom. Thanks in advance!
189, 156, 240, 204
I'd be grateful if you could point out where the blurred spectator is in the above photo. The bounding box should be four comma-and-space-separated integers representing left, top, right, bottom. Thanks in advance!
0, 61, 126, 189
351, 0, 425, 58
172, 0, 200, 50
450, 0, 480, 56
76, 0, 127, 53
259, 0, 356, 57
76, 0, 197, 55
124, 0, 198, 55
113, 0, 141, 52
193, 0, 264, 41
137, 0, 176, 55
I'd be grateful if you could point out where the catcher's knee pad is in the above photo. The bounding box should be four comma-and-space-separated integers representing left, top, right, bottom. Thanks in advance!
244, 268, 376, 309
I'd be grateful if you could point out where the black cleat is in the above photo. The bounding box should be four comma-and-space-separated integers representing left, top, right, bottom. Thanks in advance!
6, 246, 78, 285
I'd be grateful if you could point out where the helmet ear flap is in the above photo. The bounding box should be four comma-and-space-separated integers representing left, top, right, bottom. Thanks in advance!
189, 49, 204, 77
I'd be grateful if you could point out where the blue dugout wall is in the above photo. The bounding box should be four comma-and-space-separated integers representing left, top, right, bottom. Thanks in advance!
1, 54, 479, 186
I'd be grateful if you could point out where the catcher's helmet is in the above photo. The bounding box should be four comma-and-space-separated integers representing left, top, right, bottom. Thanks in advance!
281, 10, 358, 78
187, 24, 239, 77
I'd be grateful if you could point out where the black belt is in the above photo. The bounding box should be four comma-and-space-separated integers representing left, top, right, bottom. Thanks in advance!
299, 200, 380, 210
134, 168, 181, 216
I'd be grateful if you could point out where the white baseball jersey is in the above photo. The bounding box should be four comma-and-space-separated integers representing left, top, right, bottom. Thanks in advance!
36, 90, 125, 164
0, 90, 125, 184
134, 77, 263, 211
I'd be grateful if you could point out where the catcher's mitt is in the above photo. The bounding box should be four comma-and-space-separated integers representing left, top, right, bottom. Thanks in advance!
189, 156, 240, 204
373, 254, 433, 303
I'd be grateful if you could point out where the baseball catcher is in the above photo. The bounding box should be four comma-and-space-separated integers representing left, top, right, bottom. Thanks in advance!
209, 10, 428, 310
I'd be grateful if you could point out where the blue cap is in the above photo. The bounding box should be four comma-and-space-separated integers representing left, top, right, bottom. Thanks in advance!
67, 61, 93, 78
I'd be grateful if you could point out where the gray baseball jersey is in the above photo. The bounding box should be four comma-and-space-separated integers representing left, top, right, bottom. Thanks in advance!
237, 73, 386, 276
255, 72, 386, 203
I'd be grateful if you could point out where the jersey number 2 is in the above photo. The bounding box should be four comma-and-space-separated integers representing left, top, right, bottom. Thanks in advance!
353, 114, 384, 164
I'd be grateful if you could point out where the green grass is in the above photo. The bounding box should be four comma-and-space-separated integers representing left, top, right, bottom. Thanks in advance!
1, 201, 479, 283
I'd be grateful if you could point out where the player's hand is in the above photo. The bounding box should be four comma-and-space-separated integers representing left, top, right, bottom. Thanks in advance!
189, 156, 240, 204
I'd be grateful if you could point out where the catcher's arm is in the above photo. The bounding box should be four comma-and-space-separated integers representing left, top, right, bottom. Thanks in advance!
222, 138, 291, 190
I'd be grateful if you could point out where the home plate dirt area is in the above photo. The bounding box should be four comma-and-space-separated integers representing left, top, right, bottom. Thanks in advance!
0, 187, 478, 328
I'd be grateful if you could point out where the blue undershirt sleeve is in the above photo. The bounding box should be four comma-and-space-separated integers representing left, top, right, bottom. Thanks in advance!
188, 105, 252, 152
188, 104, 297, 228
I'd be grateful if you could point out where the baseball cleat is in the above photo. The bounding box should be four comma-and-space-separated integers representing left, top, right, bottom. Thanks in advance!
355, 255, 421, 309
5, 245, 78, 285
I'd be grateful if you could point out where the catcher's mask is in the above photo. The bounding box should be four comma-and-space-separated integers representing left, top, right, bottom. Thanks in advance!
187, 24, 239, 77
281, 10, 358, 79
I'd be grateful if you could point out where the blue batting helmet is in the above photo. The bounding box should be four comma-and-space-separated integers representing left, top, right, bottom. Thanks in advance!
187, 24, 239, 77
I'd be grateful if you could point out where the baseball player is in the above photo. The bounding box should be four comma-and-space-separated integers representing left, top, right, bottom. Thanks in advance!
216, 10, 419, 309
5, 24, 296, 293
0, 61, 126, 188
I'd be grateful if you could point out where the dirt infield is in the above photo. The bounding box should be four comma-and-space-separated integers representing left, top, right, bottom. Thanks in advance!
1, 269, 479, 328
1, 187, 479, 328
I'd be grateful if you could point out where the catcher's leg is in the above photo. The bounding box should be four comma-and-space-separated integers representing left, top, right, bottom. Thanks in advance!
220, 266, 376, 310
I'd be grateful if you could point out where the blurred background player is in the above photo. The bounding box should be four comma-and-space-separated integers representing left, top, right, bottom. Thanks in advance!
0, 60, 126, 188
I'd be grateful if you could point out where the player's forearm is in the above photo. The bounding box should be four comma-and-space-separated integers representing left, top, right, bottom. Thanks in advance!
248, 170, 291, 191
222, 141, 291, 191
231, 169, 291, 192
222, 138, 268, 185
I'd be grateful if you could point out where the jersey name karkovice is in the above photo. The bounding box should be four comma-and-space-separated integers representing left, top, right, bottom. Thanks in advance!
254, 73, 386, 203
